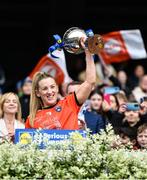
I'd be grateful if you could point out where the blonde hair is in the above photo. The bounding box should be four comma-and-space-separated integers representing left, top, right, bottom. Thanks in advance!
29, 71, 55, 127
138, 123, 147, 134
116, 92, 128, 105
0, 92, 22, 121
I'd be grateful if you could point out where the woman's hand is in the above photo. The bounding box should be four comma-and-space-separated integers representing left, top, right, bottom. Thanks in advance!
140, 101, 147, 114
118, 103, 127, 113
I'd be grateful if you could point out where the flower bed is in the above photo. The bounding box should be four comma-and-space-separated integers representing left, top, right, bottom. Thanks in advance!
0, 125, 147, 179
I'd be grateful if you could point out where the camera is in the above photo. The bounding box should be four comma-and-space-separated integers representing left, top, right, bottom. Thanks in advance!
103, 86, 120, 95
126, 103, 140, 111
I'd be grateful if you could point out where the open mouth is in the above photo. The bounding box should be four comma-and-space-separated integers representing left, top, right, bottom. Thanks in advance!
46, 94, 55, 100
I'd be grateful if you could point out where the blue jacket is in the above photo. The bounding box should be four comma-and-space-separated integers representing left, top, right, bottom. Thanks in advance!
84, 110, 107, 134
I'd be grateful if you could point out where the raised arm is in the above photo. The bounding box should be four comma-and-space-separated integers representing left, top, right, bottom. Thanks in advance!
75, 38, 96, 105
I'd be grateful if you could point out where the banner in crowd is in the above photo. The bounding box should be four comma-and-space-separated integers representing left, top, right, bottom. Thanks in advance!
98, 29, 147, 64
15, 129, 87, 148
29, 49, 72, 85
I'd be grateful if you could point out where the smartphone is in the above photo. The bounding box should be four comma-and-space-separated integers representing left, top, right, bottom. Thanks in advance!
126, 103, 140, 111
140, 96, 147, 103
104, 86, 120, 95
103, 94, 110, 104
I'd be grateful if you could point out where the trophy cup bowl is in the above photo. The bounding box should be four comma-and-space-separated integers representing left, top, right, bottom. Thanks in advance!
63, 27, 104, 54
63, 27, 87, 54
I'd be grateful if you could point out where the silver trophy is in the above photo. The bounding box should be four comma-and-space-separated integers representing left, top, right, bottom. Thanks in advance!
62, 27, 104, 54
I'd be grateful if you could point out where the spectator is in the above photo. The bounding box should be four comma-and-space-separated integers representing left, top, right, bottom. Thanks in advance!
106, 70, 132, 99
117, 70, 132, 96
78, 61, 117, 86
129, 65, 145, 90
132, 75, 147, 102
19, 77, 32, 122
109, 94, 119, 111
0, 92, 24, 142
103, 94, 147, 137
136, 123, 147, 150
111, 127, 137, 149
116, 91, 128, 105
84, 89, 108, 134
103, 93, 120, 111
66, 81, 83, 95
98, 56, 131, 98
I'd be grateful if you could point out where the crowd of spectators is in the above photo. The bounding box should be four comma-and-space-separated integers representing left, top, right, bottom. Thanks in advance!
0, 60, 147, 151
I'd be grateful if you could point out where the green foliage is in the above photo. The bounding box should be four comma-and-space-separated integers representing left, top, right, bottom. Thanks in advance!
0, 125, 147, 179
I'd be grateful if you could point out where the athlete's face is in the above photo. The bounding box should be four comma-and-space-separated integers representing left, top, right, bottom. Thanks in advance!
36, 77, 59, 107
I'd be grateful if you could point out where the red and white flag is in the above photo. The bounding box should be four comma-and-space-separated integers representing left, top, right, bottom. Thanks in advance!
29, 50, 72, 85
98, 29, 147, 64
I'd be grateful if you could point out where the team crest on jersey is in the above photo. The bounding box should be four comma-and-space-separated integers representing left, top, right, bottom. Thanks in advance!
55, 106, 62, 112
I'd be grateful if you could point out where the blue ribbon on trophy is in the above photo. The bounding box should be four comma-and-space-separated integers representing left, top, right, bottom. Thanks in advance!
48, 34, 64, 58
48, 27, 104, 58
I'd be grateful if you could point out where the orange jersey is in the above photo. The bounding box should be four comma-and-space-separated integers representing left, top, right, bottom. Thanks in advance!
25, 93, 81, 130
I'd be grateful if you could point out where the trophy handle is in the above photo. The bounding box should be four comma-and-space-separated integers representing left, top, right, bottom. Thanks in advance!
87, 34, 104, 54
